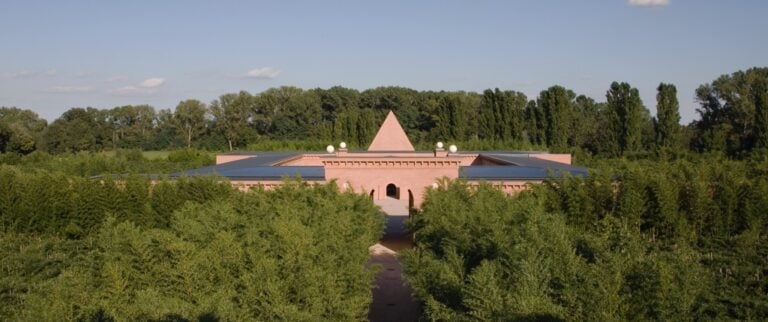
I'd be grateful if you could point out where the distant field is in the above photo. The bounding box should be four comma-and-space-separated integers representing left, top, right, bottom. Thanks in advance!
141, 151, 172, 159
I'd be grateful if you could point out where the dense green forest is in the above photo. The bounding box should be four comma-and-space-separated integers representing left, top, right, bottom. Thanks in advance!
1, 67, 766, 157
0, 148, 214, 177
1, 175, 384, 320
404, 157, 768, 320
1, 67, 767, 321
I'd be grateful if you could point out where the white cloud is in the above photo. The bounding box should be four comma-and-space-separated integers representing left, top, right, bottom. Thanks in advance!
106, 76, 128, 83
110, 85, 147, 95
139, 77, 165, 88
628, 0, 670, 7
46, 85, 95, 93
110, 77, 166, 95
5, 69, 57, 78
245, 67, 281, 79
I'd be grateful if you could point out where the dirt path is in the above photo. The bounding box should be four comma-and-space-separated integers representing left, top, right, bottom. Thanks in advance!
368, 198, 420, 322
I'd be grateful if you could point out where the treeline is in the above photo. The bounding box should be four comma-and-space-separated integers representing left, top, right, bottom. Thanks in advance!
0, 169, 384, 320
1, 67, 766, 156
403, 158, 768, 320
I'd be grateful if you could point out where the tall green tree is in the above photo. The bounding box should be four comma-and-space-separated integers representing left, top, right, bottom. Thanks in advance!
433, 92, 472, 141
316, 86, 360, 123
537, 86, 575, 149
149, 108, 182, 149
43, 107, 111, 153
210, 91, 256, 151
333, 107, 359, 146
692, 67, 768, 154
654, 83, 681, 148
478, 89, 498, 140
478, 89, 526, 141
498, 89, 527, 141
524, 100, 545, 145
606, 82, 647, 155
0, 107, 48, 154
106, 105, 156, 148
357, 108, 378, 146
0, 122, 10, 152
173, 99, 207, 148
570, 95, 600, 150
752, 80, 768, 149
259, 86, 323, 140
360, 87, 421, 137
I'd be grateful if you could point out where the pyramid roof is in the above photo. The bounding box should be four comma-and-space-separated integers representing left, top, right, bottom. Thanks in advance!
367, 111, 415, 151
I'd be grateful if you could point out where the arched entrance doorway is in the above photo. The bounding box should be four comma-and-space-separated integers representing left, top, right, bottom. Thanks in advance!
386, 183, 398, 199
370, 189, 375, 200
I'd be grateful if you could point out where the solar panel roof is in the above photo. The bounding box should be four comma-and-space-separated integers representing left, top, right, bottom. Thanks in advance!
478, 153, 584, 170
171, 152, 324, 180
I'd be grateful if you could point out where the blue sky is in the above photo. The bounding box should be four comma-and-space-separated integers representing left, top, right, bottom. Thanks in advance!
1, 0, 766, 123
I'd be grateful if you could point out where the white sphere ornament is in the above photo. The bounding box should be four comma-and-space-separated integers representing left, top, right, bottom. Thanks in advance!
436, 141, 444, 149
339, 142, 347, 149
326, 145, 335, 153
448, 144, 458, 153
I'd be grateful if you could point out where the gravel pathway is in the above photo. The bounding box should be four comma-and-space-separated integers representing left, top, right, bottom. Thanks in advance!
368, 197, 420, 322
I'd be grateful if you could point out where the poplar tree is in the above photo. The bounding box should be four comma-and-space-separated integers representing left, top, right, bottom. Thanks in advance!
434, 95, 451, 140
570, 95, 599, 149
654, 83, 681, 148
606, 82, 646, 154
433, 93, 470, 141
357, 108, 377, 146
333, 108, 359, 146
501, 90, 527, 141
478, 89, 498, 140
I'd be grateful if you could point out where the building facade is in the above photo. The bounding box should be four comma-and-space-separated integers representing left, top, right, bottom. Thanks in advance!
174, 111, 586, 208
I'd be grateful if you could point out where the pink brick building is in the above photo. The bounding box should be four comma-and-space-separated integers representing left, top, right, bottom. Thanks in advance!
175, 111, 586, 209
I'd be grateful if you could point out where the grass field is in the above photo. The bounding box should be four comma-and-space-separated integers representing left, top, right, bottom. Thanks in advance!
141, 151, 173, 159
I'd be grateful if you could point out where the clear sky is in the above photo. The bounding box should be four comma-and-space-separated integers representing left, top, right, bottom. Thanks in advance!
1, 0, 766, 123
